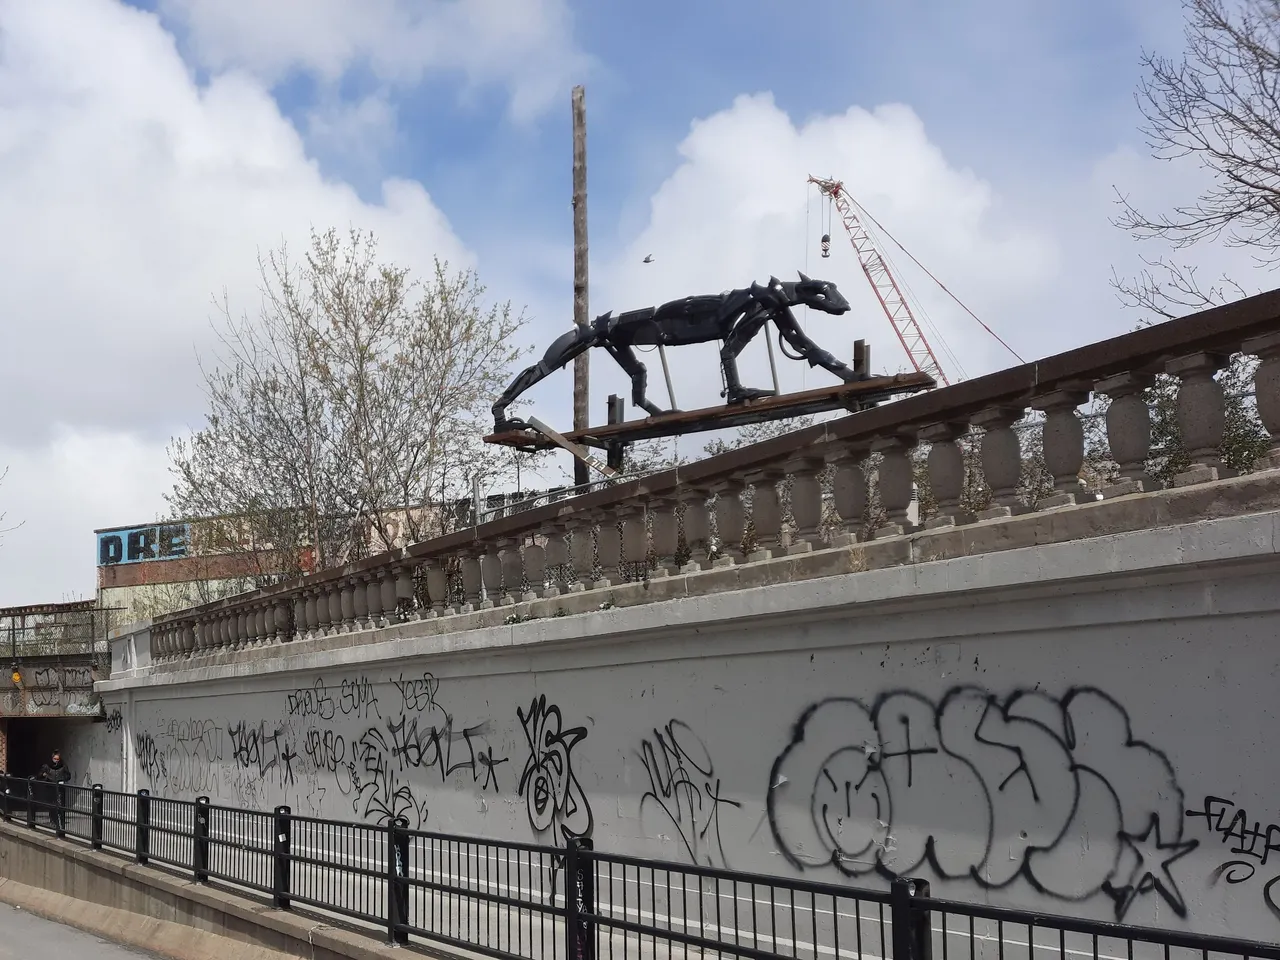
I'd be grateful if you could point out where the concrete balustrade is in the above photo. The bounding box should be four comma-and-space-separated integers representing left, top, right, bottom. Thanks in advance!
141, 290, 1280, 662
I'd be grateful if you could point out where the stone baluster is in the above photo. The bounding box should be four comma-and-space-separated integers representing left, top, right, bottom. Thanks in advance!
300, 591, 315, 639
872, 432, 918, 538
325, 585, 343, 633
351, 578, 369, 629
620, 504, 650, 578
254, 604, 268, 644
567, 517, 594, 591
972, 406, 1025, 519
827, 444, 869, 545
783, 456, 825, 554
274, 602, 291, 643
1167, 352, 1229, 486
480, 547, 502, 608
919, 422, 969, 528
521, 538, 546, 601
219, 614, 232, 649
595, 513, 622, 588
184, 622, 197, 655
543, 525, 570, 596
426, 562, 450, 616
236, 610, 249, 649
363, 573, 384, 627
712, 478, 746, 566
1245, 333, 1280, 470
1096, 372, 1155, 498
340, 580, 357, 630
314, 586, 332, 635
395, 564, 417, 619
681, 488, 713, 571
378, 569, 398, 624
650, 495, 680, 575
460, 551, 484, 612
746, 468, 783, 561
1032, 387, 1090, 508
500, 539, 524, 605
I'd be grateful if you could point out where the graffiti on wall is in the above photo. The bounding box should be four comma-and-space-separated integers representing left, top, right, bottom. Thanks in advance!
97, 523, 189, 566
286, 671, 507, 829
518, 695, 593, 845
1187, 796, 1280, 920
767, 686, 1196, 922
637, 720, 740, 867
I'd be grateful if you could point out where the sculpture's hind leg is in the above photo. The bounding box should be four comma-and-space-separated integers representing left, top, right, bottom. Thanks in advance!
604, 342, 667, 418
492, 325, 597, 430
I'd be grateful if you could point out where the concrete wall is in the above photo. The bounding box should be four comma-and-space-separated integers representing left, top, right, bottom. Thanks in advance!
89, 512, 1280, 943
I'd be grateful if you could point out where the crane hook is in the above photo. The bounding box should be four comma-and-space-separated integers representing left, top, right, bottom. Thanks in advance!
820, 233, 831, 259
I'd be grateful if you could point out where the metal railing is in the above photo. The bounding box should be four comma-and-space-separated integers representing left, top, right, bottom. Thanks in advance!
2, 774, 1277, 960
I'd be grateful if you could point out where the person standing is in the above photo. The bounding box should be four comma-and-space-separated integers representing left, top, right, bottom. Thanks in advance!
38, 750, 71, 830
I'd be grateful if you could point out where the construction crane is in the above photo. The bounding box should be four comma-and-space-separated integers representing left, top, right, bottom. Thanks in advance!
809, 175, 953, 387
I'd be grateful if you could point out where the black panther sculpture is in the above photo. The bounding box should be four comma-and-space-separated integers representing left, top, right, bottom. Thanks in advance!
492, 273, 862, 431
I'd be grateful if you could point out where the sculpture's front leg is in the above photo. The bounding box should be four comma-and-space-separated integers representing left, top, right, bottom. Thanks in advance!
719, 304, 777, 403
774, 309, 861, 382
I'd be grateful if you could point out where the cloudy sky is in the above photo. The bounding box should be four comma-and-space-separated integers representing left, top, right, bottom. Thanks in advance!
0, 0, 1267, 604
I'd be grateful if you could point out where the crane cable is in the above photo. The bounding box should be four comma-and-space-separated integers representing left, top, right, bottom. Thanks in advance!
850, 198, 1025, 365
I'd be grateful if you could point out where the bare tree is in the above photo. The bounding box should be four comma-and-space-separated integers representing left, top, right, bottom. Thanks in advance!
167, 228, 533, 584
1116, 0, 1280, 263
1107, 0, 1274, 477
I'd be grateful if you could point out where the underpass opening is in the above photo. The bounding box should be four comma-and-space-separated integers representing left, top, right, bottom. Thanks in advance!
5, 718, 97, 780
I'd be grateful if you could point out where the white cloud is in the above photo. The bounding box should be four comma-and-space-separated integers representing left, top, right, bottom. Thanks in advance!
157, 0, 590, 122
0, 0, 479, 600
0, 428, 171, 605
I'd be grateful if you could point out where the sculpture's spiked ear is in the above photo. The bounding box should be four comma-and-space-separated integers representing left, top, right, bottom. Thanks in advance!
797, 271, 811, 282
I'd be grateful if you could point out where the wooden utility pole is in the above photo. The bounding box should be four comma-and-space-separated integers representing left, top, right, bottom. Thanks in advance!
571, 85, 590, 487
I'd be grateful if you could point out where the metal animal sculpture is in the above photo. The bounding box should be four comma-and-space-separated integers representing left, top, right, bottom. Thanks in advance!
492, 273, 862, 431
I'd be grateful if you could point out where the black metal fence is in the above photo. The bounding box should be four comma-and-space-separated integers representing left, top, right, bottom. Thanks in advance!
2, 774, 1277, 960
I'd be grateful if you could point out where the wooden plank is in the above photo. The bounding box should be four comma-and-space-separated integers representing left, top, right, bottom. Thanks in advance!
484, 372, 935, 451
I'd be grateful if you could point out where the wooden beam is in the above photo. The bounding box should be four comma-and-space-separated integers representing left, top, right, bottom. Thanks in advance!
483, 372, 935, 451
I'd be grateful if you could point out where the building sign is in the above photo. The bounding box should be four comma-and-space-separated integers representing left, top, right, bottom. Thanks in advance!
97, 524, 190, 566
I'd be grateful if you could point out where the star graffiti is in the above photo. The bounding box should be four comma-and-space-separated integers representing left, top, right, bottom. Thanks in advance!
1103, 814, 1199, 920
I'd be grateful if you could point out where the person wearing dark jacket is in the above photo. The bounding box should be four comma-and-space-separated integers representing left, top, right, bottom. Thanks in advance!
38, 750, 71, 829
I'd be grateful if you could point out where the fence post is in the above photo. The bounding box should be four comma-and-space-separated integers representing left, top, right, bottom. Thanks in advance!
135, 788, 151, 864
1, 775, 10, 822
54, 782, 66, 838
25, 778, 33, 829
564, 838, 596, 960
273, 805, 292, 910
890, 878, 932, 960
385, 817, 410, 945
90, 785, 104, 849
193, 796, 210, 882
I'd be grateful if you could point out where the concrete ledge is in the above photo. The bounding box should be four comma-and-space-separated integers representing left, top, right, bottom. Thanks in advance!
0, 820, 455, 960
98, 471, 1280, 692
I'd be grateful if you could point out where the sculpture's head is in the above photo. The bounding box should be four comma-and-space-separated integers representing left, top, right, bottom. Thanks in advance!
792, 272, 850, 315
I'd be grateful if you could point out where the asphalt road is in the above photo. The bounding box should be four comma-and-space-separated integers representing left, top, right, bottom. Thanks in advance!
0, 903, 159, 960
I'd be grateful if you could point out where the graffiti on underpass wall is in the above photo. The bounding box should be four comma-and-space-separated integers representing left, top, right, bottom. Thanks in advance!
767, 686, 1196, 922
637, 719, 740, 868
1187, 796, 1280, 920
